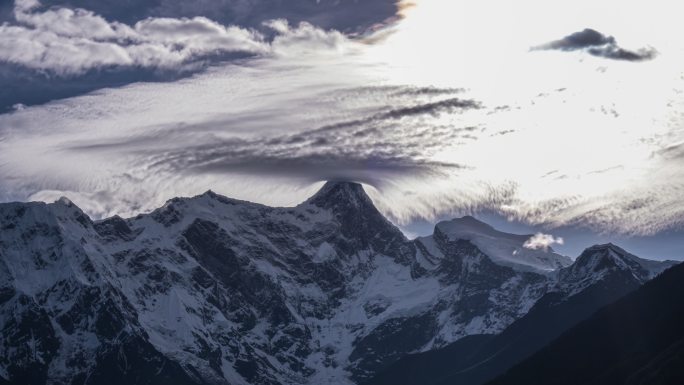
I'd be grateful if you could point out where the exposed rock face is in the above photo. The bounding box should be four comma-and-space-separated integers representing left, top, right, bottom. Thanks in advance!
0, 182, 674, 385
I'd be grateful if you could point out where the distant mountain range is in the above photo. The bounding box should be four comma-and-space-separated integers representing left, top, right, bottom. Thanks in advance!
0, 181, 678, 385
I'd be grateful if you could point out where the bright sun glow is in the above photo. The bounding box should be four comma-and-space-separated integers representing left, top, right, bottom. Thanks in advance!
359, 0, 684, 231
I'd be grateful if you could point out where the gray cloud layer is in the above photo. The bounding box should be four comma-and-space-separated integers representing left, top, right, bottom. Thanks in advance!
533, 28, 657, 61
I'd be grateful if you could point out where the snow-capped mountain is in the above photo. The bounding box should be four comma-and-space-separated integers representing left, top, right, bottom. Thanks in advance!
555, 243, 673, 296
0, 182, 675, 385
426, 216, 572, 272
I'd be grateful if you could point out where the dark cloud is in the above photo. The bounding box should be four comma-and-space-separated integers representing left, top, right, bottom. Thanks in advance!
381, 98, 480, 118
331, 86, 465, 102
0, 57, 249, 113
587, 45, 656, 62
533, 28, 656, 62
391, 86, 465, 97
311, 97, 481, 134
541, 28, 615, 50
93, 132, 468, 190
185, 154, 463, 187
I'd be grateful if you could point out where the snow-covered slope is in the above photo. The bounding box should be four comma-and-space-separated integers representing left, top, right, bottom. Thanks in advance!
432, 216, 572, 272
0, 182, 675, 385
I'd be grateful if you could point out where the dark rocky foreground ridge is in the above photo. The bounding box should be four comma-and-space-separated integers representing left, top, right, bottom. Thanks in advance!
365, 244, 669, 385
0, 182, 677, 385
488, 258, 684, 385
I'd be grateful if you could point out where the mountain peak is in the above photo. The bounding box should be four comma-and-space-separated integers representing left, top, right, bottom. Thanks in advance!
306, 181, 374, 210
435, 215, 502, 238
584, 242, 622, 253
566, 243, 676, 285
49, 196, 90, 224
55, 196, 74, 206
304, 181, 409, 253
433, 216, 572, 272
576, 243, 635, 267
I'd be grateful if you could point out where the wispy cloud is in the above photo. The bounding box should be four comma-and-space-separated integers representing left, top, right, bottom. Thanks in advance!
64, 90, 479, 186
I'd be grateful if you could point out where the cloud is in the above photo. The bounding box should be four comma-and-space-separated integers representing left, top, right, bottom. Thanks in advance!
0, 0, 355, 110
63, 91, 479, 185
39, 0, 399, 33
539, 28, 614, 51
265, 19, 348, 55
2, 57, 683, 237
1, 0, 684, 242
310, 97, 480, 133
0, 62, 195, 113
533, 28, 657, 62
0, 67, 486, 218
523, 233, 564, 250
2, 0, 269, 76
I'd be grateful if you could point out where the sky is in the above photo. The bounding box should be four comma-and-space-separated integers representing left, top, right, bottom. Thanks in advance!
0, 0, 683, 260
